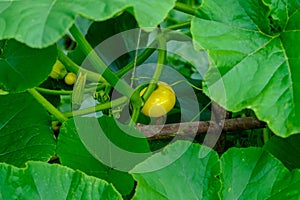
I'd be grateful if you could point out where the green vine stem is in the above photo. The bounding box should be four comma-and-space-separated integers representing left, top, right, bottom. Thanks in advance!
141, 35, 167, 101
60, 27, 186, 84
116, 30, 189, 78
129, 33, 167, 126
165, 16, 182, 24
69, 24, 143, 118
27, 88, 68, 122
165, 31, 191, 43
60, 24, 190, 122
115, 41, 157, 78
69, 25, 135, 98
35, 83, 106, 95
129, 107, 140, 126
187, 0, 195, 7
58, 41, 156, 83
64, 96, 128, 118
166, 21, 191, 30
36, 87, 73, 95
263, 127, 271, 144
57, 48, 104, 83
174, 2, 199, 17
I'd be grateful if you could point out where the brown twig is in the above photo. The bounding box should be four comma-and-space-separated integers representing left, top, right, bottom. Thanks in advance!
136, 117, 266, 140
203, 102, 227, 153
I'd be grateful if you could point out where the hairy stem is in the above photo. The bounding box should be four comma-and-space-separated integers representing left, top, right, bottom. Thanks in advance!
263, 128, 271, 144
116, 41, 157, 78
129, 107, 140, 126
129, 34, 167, 126
174, 2, 199, 17
57, 47, 104, 83
142, 35, 167, 101
69, 24, 135, 98
166, 21, 191, 30
115, 30, 188, 78
64, 96, 128, 118
27, 88, 68, 122
35, 84, 106, 95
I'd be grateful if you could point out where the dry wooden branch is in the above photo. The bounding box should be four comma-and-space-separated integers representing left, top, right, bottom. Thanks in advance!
136, 117, 266, 140
204, 102, 228, 153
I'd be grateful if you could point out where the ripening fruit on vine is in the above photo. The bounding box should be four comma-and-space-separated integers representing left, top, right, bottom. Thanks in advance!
140, 82, 176, 117
64, 72, 77, 85
49, 60, 67, 79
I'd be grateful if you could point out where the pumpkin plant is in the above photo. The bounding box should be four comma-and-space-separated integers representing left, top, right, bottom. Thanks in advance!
0, 0, 300, 199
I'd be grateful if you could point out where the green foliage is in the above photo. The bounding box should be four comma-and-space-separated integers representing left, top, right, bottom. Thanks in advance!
0, 40, 56, 93
0, 93, 56, 167
264, 134, 300, 170
0, 0, 300, 199
130, 141, 220, 200
220, 147, 300, 199
0, 161, 122, 199
191, 0, 300, 137
0, 0, 176, 48
57, 116, 151, 195
131, 141, 300, 199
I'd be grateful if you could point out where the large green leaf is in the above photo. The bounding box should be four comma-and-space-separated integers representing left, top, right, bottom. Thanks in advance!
191, 0, 300, 137
57, 116, 151, 195
130, 0, 175, 28
0, 39, 56, 93
73, 116, 151, 170
57, 117, 135, 195
130, 141, 300, 199
0, 92, 56, 167
221, 147, 300, 199
264, 134, 300, 170
0, 161, 122, 199
0, 0, 176, 48
130, 141, 221, 200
